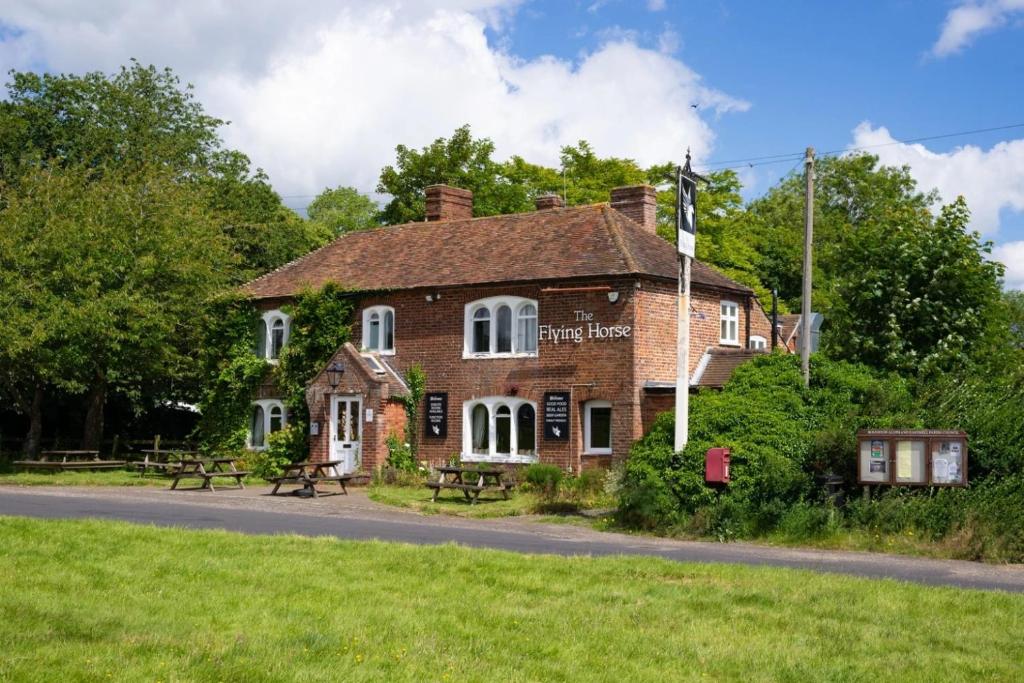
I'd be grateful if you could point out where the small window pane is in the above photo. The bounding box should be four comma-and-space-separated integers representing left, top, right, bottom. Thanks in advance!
368, 312, 380, 350
589, 406, 611, 450
473, 308, 490, 353
495, 405, 511, 454
471, 404, 489, 454
346, 401, 360, 441
517, 304, 537, 353
516, 404, 536, 455
255, 319, 267, 358
496, 306, 512, 353
383, 310, 394, 351
270, 320, 285, 359
269, 405, 283, 434
251, 405, 266, 448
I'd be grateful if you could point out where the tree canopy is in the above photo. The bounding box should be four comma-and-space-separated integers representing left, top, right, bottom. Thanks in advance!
307, 185, 380, 235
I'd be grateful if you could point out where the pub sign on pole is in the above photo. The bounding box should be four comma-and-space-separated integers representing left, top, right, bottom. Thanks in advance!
543, 392, 570, 440
425, 392, 448, 439
677, 166, 697, 259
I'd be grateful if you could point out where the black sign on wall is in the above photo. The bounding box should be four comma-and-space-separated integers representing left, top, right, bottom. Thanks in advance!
543, 391, 570, 440
425, 392, 448, 439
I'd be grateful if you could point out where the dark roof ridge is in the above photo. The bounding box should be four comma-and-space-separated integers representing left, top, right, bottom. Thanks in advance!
601, 205, 640, 273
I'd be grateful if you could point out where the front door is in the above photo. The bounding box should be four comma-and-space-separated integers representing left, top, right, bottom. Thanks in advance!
330, 395, 362, 474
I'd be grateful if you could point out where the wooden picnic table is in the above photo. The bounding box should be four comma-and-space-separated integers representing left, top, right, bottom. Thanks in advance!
270, 460, 351, 497
13, 450, 127, 472
170, 458, 248, 492
133, 449, 199, 477
426, 465, 512, 504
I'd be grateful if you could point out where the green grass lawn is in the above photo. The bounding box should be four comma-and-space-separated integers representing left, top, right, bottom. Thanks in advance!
0, 466, 263, 488
1, 517, 1022, 682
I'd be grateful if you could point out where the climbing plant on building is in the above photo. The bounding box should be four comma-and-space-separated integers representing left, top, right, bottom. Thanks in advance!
399, 364, 427, 458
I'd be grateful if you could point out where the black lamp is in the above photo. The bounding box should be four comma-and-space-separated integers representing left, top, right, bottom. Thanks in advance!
326, 361, 345, 389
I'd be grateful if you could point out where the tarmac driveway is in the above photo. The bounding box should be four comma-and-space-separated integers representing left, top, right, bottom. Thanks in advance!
2, 485, 1023, 592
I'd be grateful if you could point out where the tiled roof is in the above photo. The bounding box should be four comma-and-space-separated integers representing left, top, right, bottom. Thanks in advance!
778, 314, 801, 345
693, 348, 767, 388
244, 204, 753, 299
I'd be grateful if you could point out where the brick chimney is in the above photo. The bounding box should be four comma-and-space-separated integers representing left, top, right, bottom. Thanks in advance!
534, 193, 564, 210
610, 185, 657, 233
425, 184, 473, 222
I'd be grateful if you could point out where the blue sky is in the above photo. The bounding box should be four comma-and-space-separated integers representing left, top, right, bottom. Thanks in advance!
1, 0, 1022, 284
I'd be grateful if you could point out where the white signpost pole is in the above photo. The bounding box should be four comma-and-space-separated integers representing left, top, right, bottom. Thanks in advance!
674, 154, 698, 452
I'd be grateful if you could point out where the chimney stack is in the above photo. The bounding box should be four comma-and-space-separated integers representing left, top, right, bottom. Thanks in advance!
610, 185, 657, 233
425, 184, 473, 222
534, 194, 564, 211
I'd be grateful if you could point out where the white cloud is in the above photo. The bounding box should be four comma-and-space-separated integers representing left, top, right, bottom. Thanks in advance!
647, 0, 668, 11
0, 1, 747, 202
931, 0, 1024, 57
993, 241, 1024, 289
849, 122, 1024, 237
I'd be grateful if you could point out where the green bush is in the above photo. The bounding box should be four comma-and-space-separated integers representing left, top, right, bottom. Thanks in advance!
243, 426, 302, 479
385, 433, 417, 473
524, 464, 563, 500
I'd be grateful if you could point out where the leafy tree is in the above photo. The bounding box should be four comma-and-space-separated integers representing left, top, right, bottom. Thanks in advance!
0, 164, 235, 450
377, 124, 534, 222
826, 196, 1003, 373
307, 185, 380, 235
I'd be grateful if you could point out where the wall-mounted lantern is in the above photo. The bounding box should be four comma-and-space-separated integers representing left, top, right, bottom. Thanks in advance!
326, 361, 345, 389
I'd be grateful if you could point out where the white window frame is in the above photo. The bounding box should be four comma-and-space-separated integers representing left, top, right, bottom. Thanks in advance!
584, 400, 613, 455
749, 335, 767, 350
248, 399, 287, 450
720, 300, 739, 346
462, 396, 538, 463
463, 296, 539, 358
361, 305, 396, 355
260, 310, 290, 363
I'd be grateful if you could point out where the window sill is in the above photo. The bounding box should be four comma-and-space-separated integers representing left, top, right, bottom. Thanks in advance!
362, 348, 396, 356
462, 352, 539, 360
462, 453, 539, 464
718, 341, 741, 348
583, 450, 612, 457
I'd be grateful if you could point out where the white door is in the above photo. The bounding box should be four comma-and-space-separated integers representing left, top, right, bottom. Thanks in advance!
330, 395, 362, 474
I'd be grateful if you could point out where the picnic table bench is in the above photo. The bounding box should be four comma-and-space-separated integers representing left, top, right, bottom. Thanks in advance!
270, 460, 351, 497
170, 458, 248, 492
133, 449, 198, 477
13, 450, 127, 472
426, 465, 513, 504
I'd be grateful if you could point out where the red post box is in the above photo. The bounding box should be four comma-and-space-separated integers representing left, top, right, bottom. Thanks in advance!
705, 447, 730, 484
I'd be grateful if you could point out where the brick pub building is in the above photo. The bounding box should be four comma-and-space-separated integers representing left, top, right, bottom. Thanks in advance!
245, 184, 773, 474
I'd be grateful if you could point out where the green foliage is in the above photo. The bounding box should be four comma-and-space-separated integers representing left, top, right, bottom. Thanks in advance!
194, 296, 268, 452
524, 463, 564, 501
617, 354, 917, 531
307, 185, 380, 235
400, 364, 426, 456
275, 283, 355, 431
385, 433, 418, 473
251, 425, 305, 478
826, 196, 1003, 373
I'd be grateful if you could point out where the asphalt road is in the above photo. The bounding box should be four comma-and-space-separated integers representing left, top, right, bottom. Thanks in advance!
2, 489, 1023, 593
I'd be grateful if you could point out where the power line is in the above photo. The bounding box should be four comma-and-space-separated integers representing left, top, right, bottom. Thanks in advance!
699, 121, 1024, 173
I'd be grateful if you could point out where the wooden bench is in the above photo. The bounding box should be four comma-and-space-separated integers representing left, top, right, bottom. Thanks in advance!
170, 459, 248, 492
133, 450, 197, 477
426, 466, 511, 504
270, 461, 351, 497
13, 451, 127, 472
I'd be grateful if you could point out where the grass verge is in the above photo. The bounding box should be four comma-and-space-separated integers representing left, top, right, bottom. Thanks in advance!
1, 517, 1023, 682
367, 482, 540, 518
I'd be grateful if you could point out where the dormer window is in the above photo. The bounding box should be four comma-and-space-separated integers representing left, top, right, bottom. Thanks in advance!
362, 306, 395, 354
464, 296, 539, 358
257, 310, 290, 362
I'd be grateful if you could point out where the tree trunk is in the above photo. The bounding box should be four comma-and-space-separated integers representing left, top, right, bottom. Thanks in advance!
23, 385, 44, 458
81, 379, 106, 451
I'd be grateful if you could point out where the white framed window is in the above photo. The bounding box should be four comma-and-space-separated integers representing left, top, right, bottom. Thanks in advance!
462, 397, 538, 463
257, 310, 290, 362
584, 400, 613, 455
720, 301, 739, 346
749, 335, 767, 350
362, 305, 395, 354
249, 399, 286, 450
464, 296, 539, 358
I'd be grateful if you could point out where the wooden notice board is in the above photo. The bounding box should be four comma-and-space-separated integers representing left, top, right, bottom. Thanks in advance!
856, 429, 967, 487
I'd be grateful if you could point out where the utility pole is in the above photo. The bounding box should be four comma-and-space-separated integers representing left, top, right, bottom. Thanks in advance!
801, 147, 814, 388
771, 288, 778, 351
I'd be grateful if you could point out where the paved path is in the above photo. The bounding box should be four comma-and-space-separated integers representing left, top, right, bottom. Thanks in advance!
2, 485, 1023, 592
